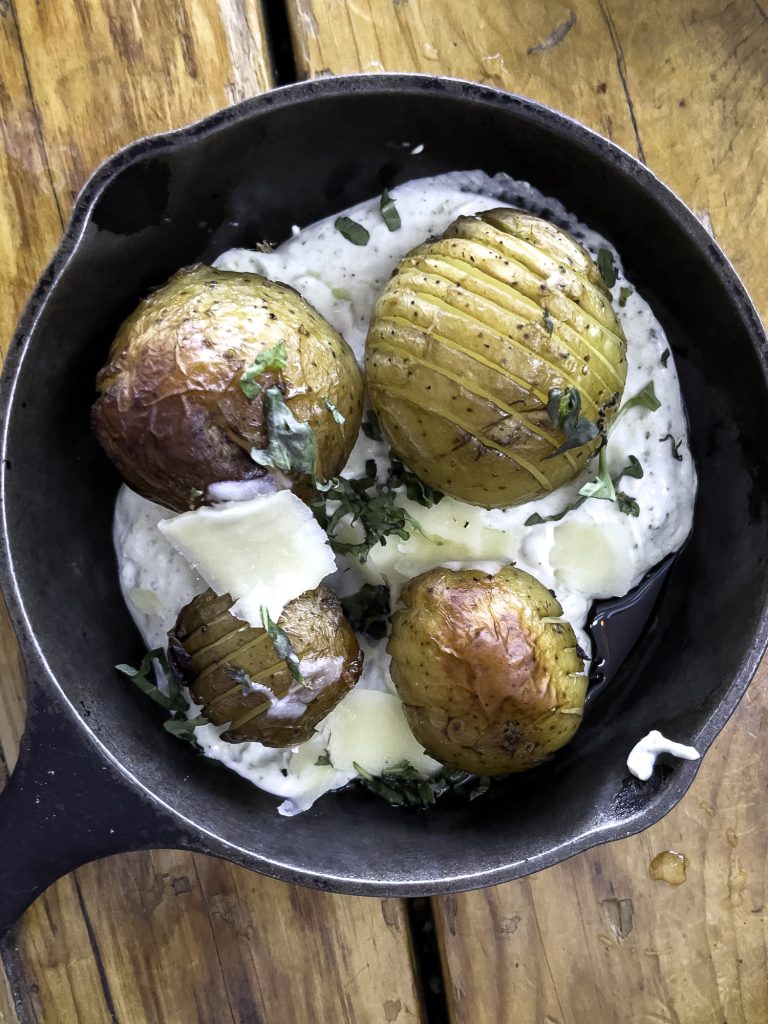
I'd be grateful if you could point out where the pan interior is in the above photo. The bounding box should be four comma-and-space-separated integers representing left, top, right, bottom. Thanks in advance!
4, 80, 768, 890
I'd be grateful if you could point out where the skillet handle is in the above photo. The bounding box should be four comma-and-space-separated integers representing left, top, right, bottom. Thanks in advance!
0, 688, 192, 936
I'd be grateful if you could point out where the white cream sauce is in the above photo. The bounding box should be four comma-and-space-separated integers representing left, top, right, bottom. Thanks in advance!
626, 730, 700, 781
114, 171, 697, 814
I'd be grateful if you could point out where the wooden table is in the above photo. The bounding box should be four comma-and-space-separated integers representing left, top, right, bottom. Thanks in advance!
1, 2, 766, 1021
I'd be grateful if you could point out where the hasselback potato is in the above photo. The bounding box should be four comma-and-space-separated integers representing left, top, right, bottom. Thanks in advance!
388, 566, 587, 774
93, 265, 363, 512
366, 209, 627, 507
169, 585, 363, 746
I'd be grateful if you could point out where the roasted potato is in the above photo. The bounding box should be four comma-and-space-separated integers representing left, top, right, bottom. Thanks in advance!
169, 584, 363, 746
366, 209, 627, 508
387, 566, 586, 774
93, 265, 363, 511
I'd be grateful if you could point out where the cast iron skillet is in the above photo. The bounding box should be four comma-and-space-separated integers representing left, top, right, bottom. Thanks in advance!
1, 74, 767, 934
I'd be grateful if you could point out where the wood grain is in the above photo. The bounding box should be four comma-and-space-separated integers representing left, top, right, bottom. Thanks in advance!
0, 3, 424, 1023
6, 854, 423, 1024
287, 0, 768, 315
286, 0, 768, 1021
437, 669, 768, 1024
12, 0, 273, 212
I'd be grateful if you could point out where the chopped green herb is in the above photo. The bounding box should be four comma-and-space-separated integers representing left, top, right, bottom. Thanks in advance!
322, 397, 346, 425
164, 715, 209, 741
597, 247, 617, 288
379, 189, 401, 231
387, 454, 443, 508
354, 761, 493, 808
618, 285, 634, 307
225, 665, 262, 695
260, 605, 306, 686
524, 498, 586, 526
619, 381, 661, 417
341, 583, 391, 642
116, 650, 208, 743
660, 433, 684, 461
335, 216, 369, 246
542, 307, 554, 336
116, 649, 181, 711
251, 386, 318, 477
579, 447, 615, 501
661, 349, 671, 367
331, 286, 352, 301
616, 492, 640, 517
315, 751, 332, 767
315, 468, 441, 563
616, 454, 644, 481
239, 342, 288, 398
528, 453, 643, 524
544, 386, 600, 458
361, 410, 383, 441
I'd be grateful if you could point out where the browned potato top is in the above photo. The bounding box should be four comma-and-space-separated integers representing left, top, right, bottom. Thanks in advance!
93, 265, 363, 511
388, 565, 587, 775
169, 585, 363, 747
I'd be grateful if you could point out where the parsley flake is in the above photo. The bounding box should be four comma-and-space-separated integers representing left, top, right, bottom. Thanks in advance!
239, 342, 288, 399
597, 248, 618, 288
362, 410, 383, 441
379, 189, 401, 231
260, 605, 306, 686
542, 307, 554, 336
619, 285, 634, 307
527, 452, 643, 524
322, 397, 345, 425
335, 216, 369, 246
544, 386, 600, 458
619, 381, 661, 417
116, 649, 208, 743
354, 761, 493, 808
341, 584, 391, 641
251, 387, 318, 477
616, 492, 640, 516
660, 433, 684, 461
579, 447, 615, 501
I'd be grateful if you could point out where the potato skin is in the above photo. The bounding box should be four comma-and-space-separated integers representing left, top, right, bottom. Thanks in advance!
388, 566, 587, 775
366, 208, 627, 508
93, 265, 363, 511
169, 585, 363, 747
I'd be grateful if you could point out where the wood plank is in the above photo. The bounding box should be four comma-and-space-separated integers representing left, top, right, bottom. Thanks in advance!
436, 670, 768, 1024
12, 0, 273, 215
286, 1, 768, 1021
286, 0, 768, 314
7, 852, 424, 1024
0, 4, 424, 1023
2, 875, 114, 1024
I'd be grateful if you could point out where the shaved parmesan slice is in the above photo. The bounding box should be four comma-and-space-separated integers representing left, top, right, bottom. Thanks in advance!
550, 520, 636, 598
362, 496, 515, 586
321, 690, 441, 776
158, 490, 335, 624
